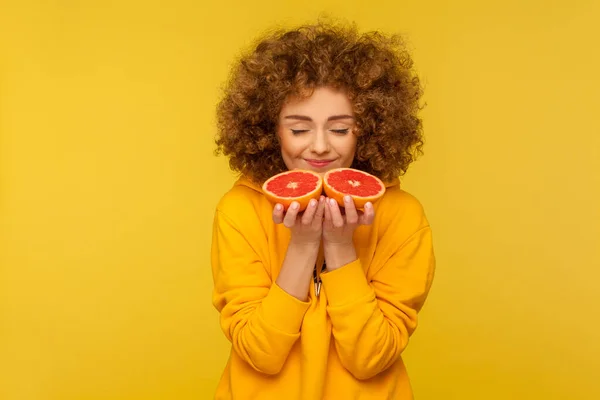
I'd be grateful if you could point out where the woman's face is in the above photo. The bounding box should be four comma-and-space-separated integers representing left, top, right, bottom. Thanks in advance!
277, 87, 357, 176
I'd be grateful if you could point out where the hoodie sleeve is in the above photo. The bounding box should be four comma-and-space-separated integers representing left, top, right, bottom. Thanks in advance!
211, 209, 310, 375
320, 217, 435, 380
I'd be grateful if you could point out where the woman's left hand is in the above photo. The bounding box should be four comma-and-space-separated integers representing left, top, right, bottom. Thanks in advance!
322, 196, 375, 270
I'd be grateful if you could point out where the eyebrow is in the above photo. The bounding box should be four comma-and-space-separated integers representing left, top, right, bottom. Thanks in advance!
283, 114, 354, 122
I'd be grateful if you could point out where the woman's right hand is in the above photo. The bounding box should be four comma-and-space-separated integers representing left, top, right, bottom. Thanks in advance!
272, 196, 326, 245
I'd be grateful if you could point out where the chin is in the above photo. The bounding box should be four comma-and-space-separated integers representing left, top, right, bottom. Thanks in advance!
309, 166, 335, 176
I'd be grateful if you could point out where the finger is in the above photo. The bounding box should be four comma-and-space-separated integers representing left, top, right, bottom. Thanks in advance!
328, 198, 345, 228
342, 196, 359, 225
359, 202, 375, 225
301, 198, 318, 225
283, 202, 300, 228
272, 204, 284, 224
323, 197, 332, 225
313, 196, 326, 224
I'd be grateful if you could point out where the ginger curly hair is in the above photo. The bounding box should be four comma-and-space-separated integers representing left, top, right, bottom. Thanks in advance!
215, 22, 424, 184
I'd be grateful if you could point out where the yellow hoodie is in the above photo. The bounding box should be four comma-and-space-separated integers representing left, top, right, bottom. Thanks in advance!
211, 176, 435, 400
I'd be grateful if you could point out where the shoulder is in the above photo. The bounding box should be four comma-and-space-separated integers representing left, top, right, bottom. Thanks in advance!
375, 184, 430, 236
214, 178, 272, 232
216, 179, 262, 213
380, 184, 426, 213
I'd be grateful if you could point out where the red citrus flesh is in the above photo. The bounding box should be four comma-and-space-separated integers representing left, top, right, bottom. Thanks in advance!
323, 168, 385, 208
262, 170, 323, 211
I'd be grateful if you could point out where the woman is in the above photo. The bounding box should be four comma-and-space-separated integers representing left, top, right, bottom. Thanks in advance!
211, 21, 436, 399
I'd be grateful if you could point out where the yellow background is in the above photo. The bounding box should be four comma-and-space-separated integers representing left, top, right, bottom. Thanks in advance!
1, 0, 599, 399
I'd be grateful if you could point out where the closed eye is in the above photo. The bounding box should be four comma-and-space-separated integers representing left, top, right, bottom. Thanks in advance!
291, 129, 309, 134
331, 129, 349, 134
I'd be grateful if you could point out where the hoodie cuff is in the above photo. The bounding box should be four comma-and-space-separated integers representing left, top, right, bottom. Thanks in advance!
320, 259, 373, 306
259, 282, 310, 333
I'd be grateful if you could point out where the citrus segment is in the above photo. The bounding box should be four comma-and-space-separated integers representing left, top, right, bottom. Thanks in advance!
323, 168, 385, 208
262, 170, 323, 211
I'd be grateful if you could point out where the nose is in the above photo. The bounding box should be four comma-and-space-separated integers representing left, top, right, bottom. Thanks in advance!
310, 130, 330, 155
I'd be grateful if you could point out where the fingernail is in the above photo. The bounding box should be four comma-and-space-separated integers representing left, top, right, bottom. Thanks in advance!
309, 199, 317, 207
275, 204, 282, 211
329, 198, 336, 206
291, 202, 299, 210
344, 196, 352, 204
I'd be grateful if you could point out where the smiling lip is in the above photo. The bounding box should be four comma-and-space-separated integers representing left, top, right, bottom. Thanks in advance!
305, 159, 334, 168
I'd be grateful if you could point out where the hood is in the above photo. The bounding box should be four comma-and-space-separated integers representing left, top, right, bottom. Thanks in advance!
235, 176, 263, 193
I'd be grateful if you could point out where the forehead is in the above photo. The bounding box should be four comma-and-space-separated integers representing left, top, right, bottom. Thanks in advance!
280, 87, 354, 119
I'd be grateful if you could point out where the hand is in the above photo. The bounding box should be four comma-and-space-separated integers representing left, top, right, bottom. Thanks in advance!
272, 196, 326, 246
323, 196, 375, 246
323, 196, 375, 271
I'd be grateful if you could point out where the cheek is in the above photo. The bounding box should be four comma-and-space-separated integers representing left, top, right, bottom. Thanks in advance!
277, 130, 290, 153
279, 138, 293, 155
280, 135, 306, 156
342, 136, 358, 157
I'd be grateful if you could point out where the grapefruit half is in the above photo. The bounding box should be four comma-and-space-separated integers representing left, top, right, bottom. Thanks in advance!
323, 168, 385, 209
262, 169, 323, 211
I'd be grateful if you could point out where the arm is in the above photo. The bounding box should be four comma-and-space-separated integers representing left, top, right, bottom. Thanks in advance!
273, 198, 325, 302
211, 209, 313, 375
276, 241, 319, 301
321, 226, 435, 380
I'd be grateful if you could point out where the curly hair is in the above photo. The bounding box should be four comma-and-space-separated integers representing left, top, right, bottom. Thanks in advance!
215, 21, 424, 184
